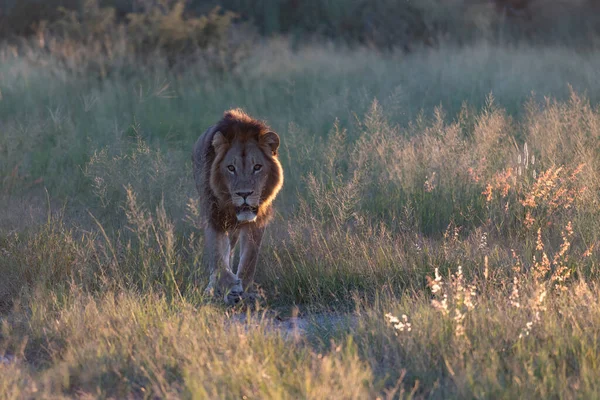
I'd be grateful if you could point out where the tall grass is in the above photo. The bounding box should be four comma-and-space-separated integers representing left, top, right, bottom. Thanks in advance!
1, 291, 377, 398
3, 40, 600, 201
1, 38, 600, 397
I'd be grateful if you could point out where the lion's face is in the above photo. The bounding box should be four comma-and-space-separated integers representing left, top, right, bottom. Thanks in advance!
211, 130, 282, 223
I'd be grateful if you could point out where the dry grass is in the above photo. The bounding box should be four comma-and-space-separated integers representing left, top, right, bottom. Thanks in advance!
1, 37, 600, 397
1, 291, 376, 399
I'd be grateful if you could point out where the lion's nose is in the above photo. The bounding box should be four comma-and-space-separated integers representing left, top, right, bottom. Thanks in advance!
236, 191, 254, 200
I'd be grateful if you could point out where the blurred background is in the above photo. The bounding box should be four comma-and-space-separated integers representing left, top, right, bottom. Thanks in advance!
2, 1, 600, 50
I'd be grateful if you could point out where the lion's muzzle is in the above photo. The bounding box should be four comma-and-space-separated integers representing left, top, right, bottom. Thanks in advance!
233, 191, 260, 222
236, 204, 258, 222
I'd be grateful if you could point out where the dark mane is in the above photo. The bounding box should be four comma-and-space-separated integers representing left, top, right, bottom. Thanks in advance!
214, 109, 270, 142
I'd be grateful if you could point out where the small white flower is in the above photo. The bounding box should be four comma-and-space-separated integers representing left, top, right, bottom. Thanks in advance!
385, 313, 412, 333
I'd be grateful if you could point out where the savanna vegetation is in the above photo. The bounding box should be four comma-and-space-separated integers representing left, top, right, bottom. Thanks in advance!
1, 0, 600, 398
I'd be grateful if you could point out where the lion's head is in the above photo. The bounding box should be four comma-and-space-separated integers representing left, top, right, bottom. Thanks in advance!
209, 110, 284, 223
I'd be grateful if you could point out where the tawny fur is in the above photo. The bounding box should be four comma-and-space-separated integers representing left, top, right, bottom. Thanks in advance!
192, 109, 284, 303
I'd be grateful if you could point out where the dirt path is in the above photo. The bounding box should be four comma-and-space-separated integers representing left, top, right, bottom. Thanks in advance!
230, 311, 357, 339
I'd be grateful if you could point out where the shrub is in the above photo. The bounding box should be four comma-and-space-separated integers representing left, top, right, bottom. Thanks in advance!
209, 0, 600, 48
126, 2, 238, 62
15, 0, 253, 77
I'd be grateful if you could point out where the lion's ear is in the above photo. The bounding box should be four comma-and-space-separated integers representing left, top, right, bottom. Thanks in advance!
260, 131, 280, 156
211, 131, 228, 152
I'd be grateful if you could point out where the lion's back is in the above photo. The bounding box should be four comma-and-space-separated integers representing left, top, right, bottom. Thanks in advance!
192, 126, 217, 207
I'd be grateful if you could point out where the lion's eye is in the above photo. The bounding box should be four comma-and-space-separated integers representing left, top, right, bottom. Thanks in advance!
253, 164, 262, 172
227, 165, 235, 172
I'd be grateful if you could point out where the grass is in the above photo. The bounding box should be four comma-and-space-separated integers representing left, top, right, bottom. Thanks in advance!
1, 38, 600, 397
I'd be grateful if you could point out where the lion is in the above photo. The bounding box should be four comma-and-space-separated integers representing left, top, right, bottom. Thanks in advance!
192, 109, 284, 304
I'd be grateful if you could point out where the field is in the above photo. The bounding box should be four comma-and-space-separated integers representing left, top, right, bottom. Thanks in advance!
2, 23, 600, 398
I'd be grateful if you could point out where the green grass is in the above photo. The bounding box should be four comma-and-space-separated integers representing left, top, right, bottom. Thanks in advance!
1, 38, 600, 397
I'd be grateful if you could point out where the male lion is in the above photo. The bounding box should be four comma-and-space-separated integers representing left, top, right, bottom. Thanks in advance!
192, 109, 283, 304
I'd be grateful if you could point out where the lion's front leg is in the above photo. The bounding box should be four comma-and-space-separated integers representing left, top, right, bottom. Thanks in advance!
204, 225, 243, 304
236, 224, 265, 293
228, 230, 239, 272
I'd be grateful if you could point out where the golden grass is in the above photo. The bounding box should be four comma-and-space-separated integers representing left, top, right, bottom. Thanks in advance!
1, 38, 600, 397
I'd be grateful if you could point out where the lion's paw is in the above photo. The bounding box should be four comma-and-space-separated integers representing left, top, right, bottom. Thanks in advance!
223, 280, 243, 305
204, 284, 221, 299
241, 291, 261, 302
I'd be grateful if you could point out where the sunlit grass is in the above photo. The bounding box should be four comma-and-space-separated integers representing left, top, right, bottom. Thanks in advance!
1, 38, 600, 397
